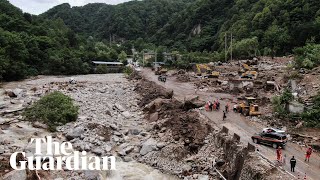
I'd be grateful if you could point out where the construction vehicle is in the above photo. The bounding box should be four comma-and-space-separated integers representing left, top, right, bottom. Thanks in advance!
241, 71, 257, 79
195, 64, 219, 78
240, 63, 258, 79
155, 66, 168, 75
237, 97, 261, 116
208, 70, 220, 78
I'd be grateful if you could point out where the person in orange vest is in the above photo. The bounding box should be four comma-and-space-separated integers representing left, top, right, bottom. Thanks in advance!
225, 103, 229, 113
205, 101, 210, 111
276, 147, 282, 162
305, 146, 313, 162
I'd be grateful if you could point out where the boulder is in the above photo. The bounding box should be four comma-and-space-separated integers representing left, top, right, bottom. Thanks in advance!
182, 164, 192, 172
122, 111, 132, 118
144, 98, 171, 112
66, 127, 85, 140
215, 159, 225, 167
156, 142, 166, 149
3, 106, 24, 114
198, 175, 209, 180
113, 136, 120, 142
113, 131, 122, 137
5, 90, 15, 98
32, 121, 48, 129
122, 129, 129, 135
183, 95, 205, 109
84, 170, 100, 180
11, 89, 24, 98
117, 148, 127, 156
92, 147, 103, 156
105, 145, 112, 152
110, 124, 119, 131
3, 170, 26, 180
124, 146, 134, 154
149, 112, 159, 122
0, 89, 5, 95
123, 156, 133, 162
140, 138, 157, 156
130, 129, 141, 135
140, 131, 148, 136
114, 103, 125, 112
0, 102, 7, 109
98, 88, 106, 93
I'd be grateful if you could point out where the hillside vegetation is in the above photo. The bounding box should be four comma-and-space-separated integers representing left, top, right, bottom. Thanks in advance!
43, 0, 320, 57
41, 0, 194, 41
0, 0, 133, 81
2, 0, 320, 82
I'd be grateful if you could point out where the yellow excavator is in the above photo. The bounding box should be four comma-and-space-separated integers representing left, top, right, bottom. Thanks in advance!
195, 64, 219, 78
155, 66, 168, 75
237, 97, 261, 116
240, 63, 258, 79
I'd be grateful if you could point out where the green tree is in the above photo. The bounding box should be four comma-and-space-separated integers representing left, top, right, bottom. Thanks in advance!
118, 50, 128, 65
233, 37, 259, 59
263, 25, 290, 57
24, 91, 79, 131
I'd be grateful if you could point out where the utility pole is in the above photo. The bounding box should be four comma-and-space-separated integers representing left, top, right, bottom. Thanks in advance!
230, 32, 233, 61
143, 52, 145, 67
109, 34, 112, 46
109, 26, 111, 46
225, 33, 227, 62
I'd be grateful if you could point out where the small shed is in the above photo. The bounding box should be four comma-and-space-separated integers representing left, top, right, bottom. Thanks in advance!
92, 61, 123, 73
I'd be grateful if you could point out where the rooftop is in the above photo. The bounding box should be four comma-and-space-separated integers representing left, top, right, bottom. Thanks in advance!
92, 61, 123, 65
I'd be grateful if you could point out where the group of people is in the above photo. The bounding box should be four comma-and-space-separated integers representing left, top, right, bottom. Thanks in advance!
205, 100, 221, 111
276, 146, 313, 173
205, 100, 231, 121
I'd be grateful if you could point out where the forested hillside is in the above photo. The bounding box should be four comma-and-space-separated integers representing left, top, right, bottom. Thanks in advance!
155, 0, 320, 55
0, 0, 130, 81
41, 0, 194, 41
43, 0, 320, 58
2, 0, 320, 81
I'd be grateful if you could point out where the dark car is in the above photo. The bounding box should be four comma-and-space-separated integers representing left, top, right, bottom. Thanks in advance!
158, 75, 167, 82
251, 132, 287, 149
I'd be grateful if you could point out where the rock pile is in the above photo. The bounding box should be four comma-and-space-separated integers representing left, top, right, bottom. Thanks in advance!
176, 74, 191, 82
0, 74, 155, 179
134, 78, 216, 178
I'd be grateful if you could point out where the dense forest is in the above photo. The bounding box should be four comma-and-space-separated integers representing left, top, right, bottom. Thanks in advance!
0, 0, 131, 81
43, 0, 320, 56
41, 0, 193, 41
1, 0, 320, 81
155, 0, 320, 54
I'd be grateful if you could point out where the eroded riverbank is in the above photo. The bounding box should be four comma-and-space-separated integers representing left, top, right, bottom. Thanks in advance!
0, 74, 178, 179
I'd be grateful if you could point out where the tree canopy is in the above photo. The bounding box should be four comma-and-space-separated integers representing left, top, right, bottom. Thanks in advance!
0, 0, 130, 81
42, 0, 320, 57
2, 0, 320, 81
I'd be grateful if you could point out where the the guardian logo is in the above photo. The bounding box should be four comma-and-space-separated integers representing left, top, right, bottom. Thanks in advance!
9, 136, 116, 170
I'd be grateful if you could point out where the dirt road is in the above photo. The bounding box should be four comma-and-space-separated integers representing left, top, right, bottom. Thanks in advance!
141, 68, 320, 180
